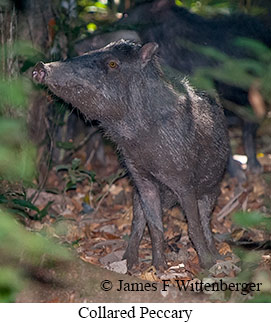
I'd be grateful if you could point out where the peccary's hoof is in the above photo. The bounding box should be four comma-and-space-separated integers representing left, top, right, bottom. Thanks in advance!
152, 256, 167, 272
199, 253, 218, 269
123, 249, 139, 270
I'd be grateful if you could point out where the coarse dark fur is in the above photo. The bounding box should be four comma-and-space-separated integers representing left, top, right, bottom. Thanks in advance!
33, 40, 229, 270
76, 0, 270, 180
118, 0, 269, 179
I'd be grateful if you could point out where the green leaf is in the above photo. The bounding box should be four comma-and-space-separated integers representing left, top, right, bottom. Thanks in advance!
55, 164, 69, 172
12, 199, 40, 212
38, 201, 54, 219
0, 210, 72, 260
1, 41, 43, 61
178, 39, 229, 63
0, 267, 24, 302
247, 293, 271, 303
56, 141, 75, 150
236, 59, 265, 77
71, 158, 81, 170
0, 119, 36, 181
234, 37, 271, 63
0, 194, 8, 204
79, 169, 96, 181
65, 181, 77, 191
8, 208, 30, 219
0, 78, 30, 110
194, 45, 229, 63
233, 211, 271, 231
205, 62, 255, 89
190, 70, 216, 92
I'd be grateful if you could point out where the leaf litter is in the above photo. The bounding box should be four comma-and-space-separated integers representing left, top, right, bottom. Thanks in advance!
22, 134, 271, 299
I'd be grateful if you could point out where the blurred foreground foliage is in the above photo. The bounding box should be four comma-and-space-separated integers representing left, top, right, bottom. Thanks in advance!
175, 0, 268, 16
0, 41, 45, 181
189, 37, 271, 120
0, 210, 72, 302
75, 0, 271, 32
0, 40, 72, 303
231, 210, 271, 302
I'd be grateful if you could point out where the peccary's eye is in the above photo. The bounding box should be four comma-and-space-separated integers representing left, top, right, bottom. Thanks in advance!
108, 61, 118, 69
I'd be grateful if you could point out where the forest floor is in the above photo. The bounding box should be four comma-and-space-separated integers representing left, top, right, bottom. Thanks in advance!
16, 126, 271, 302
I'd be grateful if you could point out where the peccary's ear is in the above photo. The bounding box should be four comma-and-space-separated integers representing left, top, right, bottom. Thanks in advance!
139, 42, 159, 68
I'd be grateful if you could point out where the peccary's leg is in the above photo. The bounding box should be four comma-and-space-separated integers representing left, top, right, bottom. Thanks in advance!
123, 189, 147, 270
198, 192, 220, 257
148, 220, 166, 270
130, 175, 166, 270
180, 191, 216, 268
242, 121, 263, 174
137, 180, 166, 270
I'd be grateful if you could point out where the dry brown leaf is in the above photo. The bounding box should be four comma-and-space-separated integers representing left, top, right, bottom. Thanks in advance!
140, 266, 159, 282
218, 242, 232, 255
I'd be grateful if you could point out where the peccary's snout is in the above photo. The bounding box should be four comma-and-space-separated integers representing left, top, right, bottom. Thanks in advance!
32, 62, 47, 84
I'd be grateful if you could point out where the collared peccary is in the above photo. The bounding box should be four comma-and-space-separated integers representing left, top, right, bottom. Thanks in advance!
75, 0, 270, 180
33, 40, 229, 270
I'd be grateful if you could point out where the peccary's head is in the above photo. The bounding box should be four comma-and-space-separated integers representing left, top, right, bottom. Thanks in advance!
33, 40, 159, 122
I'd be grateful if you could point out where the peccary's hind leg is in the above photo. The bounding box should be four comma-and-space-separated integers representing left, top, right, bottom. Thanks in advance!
243, 121, 263, 174
123, 189, 146, 270
197, 191, 221, 258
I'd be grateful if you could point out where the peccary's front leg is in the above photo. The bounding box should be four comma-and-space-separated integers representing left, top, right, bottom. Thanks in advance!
125, 163, 166, 270
123, 189, 146, 270
135, 178, 166, 270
